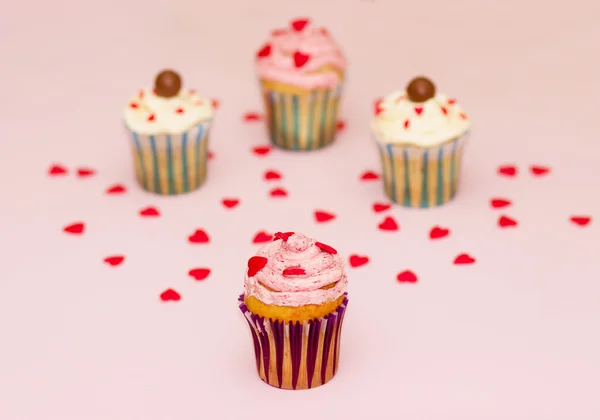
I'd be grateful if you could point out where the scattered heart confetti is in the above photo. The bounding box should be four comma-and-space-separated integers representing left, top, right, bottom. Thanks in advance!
291, 18, 310, 31
372, 202, 391, 213
160, 288, 181, 302
188, 229, 210, 244
374, 98, 384, 116
396, 270, 418, 283
188, 268, 211, 281
429, 226, 450, 240
269, 187, 288, 198
252, 146, 272, 156
490, 198, 511, 209
293, 51, 311, 68
283, 267, 306, 276
103, 256, 125, 266
314, 210, 336, 223
414, 107, 423, 115
243, 112, 264, 122
274, 231, 294, 241
105, 184, 126, 195
453, 253, 476, 265
349, 255, 369, 268
264, 170, 282, 181
378, 216, 399, 231
256, 43, 271, 58
336, 120, 346, 131
498, 215, 518, 228
212, 99, 220, 109
360, 170, 380, 181
139, 206, 160, 217
570, 216, 591, 226
530, 165, 550, 176
221, 198, 240, 209
315, 242, 337, 254
63, 222, 85, 235
76, 168, 96, 178
252, 231, 273, 244
247, 256, 268, 277
497, 165, 517, 177
48, 164, 68, 176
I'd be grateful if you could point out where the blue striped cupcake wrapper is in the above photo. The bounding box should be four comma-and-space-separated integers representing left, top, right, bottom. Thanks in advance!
377, 133, 469, 208
262, 85, 343, 151
128, 121, 211, 195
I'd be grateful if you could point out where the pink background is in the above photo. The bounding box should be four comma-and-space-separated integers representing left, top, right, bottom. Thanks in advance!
2, 0, 600, 418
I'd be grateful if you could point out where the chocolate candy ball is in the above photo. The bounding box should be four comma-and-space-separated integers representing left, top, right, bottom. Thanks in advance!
154, 70, 182, 98
406, 76, 436, 103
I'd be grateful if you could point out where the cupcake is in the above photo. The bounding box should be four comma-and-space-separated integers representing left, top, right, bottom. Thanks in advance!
255, 18, 346, 151
124, 70, 214, 195
238, 232, 349, 390
371, 77, 471, 208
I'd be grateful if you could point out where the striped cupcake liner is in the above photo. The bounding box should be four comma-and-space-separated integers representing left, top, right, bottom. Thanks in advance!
238, 294, 348, 390
127, 121, 211, 195
262, 85, 343, 151
377, 133, 469, 208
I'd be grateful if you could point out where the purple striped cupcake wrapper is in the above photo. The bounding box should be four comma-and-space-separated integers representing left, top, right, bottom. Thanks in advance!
238, 294, 348, 390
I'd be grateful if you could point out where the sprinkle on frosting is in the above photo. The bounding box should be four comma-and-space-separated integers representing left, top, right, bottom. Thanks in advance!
315, 242, 337, 254
274, 231, 295, 241
244, 233, 347, 307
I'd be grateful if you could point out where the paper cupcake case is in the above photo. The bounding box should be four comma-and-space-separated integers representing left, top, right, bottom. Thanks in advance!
261, 85, 343, 151
238, 294, 349, 390
377, 133, 469, 208
127, 121, 211, 195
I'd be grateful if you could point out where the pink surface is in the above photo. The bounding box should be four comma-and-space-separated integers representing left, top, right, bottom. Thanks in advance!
1, 0, 600, 419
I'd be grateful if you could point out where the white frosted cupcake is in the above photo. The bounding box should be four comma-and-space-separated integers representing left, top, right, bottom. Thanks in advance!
371, 77, 471, 208
124, 70, 214, 195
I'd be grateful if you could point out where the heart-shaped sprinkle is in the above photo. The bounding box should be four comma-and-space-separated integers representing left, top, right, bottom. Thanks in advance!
315, 242, 337, 254
374, 98, 384, 116
530, 165, 550, 176
212, 99, 220, 109
453, 253, 475, 265
497, 165, 517, 177
252, 231, 273, 244
293, 51, 311, 68
570, 216, 591, 226
274, 232, 294, 241
498, 215, 518, 228
147, 114, 155, 122
440, 106, 448, 115
247, 256, 268, 277
314, 210, 336, 223
349, 255, 369, 268
291, 18, 310, 31
243, 112, 263, 122
269, 187, 288, 197
404, 119, 410, 129
336, 120, 346, 131
414, 107, 423, 115
139, 206, 160, 217
283, 267, 306, 276
264, 170, 282, 181
175, 108, 184, 114
221, 198, 240, 209
378, 216, 399, 231
490, 198, 511, 209
372, 202, 391, 213
448, 99, 457, 105
48, 164, 68, 176
188, 229, 210, 243
188, 268, 211, 281
429, 226, 450, 239
252, 146, 272, 156
76, 168, 96, 178
129, 102, 139, 109
105, 184, 126, 195
63, 222, 85, 235
257, 43, 272, 58
397, 270, 418, 283
160, 288, 181, 302
360, 170, 380, 181
104, 256, 125, 266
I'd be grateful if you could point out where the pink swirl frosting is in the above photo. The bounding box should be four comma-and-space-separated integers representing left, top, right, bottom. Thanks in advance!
244, 233, 347, 307
255, 18, 346, 89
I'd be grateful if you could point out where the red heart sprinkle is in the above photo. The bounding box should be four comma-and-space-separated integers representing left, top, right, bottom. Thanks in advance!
76, 168, 96, 178
378, 216, 399, 231
530, 165, 550, 176
105, 184, 126, 195
314, 210, 336, 223
48, 164, 68, 176
374, 98, 384, 115
103, 256, 125, 266
336, 120, 346, 131
247, 256, 268, 277
274, 231, 295, 241
414, 107, 423, 115
221, 198, 240, 209
160, 288, 181, 302
188, 268, 211, 281
175, 108, 184, 114
208, 151, 215, 160
269, 187, 288, 197
252, 231, 273, 244
129, 102, 139, 109
283, 267, 306, 276
454, 253, 476, 265
188, 229, 210, 243
448, 99, 457, 105
440, 106, 448, 115
212, 99, 220, 109
243, 112, 263, 122
293, 51, 311, 68
570, 216, 591, 226
490, 198, 511, 209
63, 222, 85, 235
497, 165, 517, 177
147, 114, 155, 122
264, 170, 282, 181
252, 146, 272, 156
291, 18, 310, 31
139, 206, 160, 217
403, 119, 410, 129
460, 113, 468, 120
257, 43, 271, 58
397, 270, 418, 283
349, 255, 369, 268
372, 202, 391, 213
315, 242, 337, 254
498, 215, 518, 228
429, 226, 450, 239
360, 170, 380, 181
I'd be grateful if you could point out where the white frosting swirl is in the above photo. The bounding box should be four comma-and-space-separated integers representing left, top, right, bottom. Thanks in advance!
371, 90, 471, 147
124, 88, 214, 135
